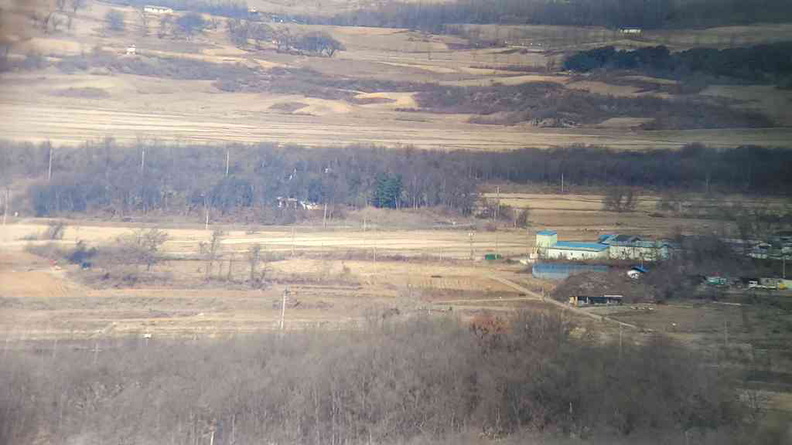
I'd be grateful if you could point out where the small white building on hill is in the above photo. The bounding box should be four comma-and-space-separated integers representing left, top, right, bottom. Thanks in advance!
144, 5, 174, 14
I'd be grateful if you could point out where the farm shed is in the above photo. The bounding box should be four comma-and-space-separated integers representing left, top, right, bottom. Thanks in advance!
532, 263, 610, 281
600, 234, 671, 261
546, 241, 610, 260
568, 295, 624, 306
144, 5, 174, 14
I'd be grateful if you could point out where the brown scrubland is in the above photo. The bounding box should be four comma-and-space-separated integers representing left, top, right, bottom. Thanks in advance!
1, 0, 791, 443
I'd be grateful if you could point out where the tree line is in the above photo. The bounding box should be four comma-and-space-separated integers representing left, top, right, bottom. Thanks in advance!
227, 20, 344, 57
105, 0, 249, 18
564, 42, 792, 87
0, 312, 762, 444
314, 0, 792, 32
413, 81, 773, 129
1, 141, 790, 220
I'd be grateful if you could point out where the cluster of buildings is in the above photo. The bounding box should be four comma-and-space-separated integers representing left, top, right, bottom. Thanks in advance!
143, 5, 174, 15
535, 230, 672, 262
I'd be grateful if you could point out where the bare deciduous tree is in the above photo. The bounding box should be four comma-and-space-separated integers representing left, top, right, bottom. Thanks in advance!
205, 229, 224, 280
104, 9, 125, 33
602, 187, 638, 213
69, 0, 86, 14
247, 243, 261, 287
117, 227, 169, 271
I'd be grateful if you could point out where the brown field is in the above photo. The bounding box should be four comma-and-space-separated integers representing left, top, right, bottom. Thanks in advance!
1, 1, 791, 149
2, 1, 791, 436
2, 194, 790, 415
0, 190, 779, 341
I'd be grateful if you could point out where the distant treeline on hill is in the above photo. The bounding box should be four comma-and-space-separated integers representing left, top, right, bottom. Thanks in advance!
2, 141, 790, 219
107, 0, 792, 30
106, 0, 248, 17
316, 0, 792, 31
564, 42, 792, 87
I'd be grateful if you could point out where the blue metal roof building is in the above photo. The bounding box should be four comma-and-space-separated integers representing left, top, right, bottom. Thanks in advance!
536, 229, 672, 261
553, 241, 610, 252
532, 263, 610, 280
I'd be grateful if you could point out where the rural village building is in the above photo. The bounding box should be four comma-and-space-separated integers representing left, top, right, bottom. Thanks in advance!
144, 5, 174, 14
536, 230, 671, 261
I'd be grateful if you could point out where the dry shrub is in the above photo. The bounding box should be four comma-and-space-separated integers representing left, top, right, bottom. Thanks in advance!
268, 101, 308, 113
42, 220, 66, 240
0, 313, 751, 444
50, 87, 111, 99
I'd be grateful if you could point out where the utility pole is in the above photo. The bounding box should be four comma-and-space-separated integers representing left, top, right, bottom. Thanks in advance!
323, 202, 328, 228
140, 148, 145, 174
92, 340, 100, 365
724, 320, 729, 346
495, 186, 500, 221
279, 288, 288, 331
561, 172, 565, 194
225, 148, 230, 177
47, 144, 53, 182
469, 230, 475, 261
204, 197, 210, 231
2, 188, 8, 226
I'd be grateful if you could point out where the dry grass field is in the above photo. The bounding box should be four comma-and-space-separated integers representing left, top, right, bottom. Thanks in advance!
0, 190, 779, 341
1, 1, 791, 149
0, 235, 545, 340
1, 2, 791, 441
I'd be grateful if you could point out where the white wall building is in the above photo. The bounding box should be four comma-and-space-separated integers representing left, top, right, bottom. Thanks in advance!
535, 231, 671, 261
144, 5, 174, 14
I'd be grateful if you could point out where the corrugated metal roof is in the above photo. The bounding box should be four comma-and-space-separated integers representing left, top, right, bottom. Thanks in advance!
598, 234, 617, 243
532, 263, 610, 280
551, 241, 609, 252
537, 230, 557, 236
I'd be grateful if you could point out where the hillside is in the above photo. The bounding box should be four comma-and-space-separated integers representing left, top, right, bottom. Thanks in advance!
0, 0, 791, 149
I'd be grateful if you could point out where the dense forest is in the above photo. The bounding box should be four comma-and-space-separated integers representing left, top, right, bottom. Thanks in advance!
0, 313, 764, 445
1, 141, 790, 219
319, 0, 792, 31
103, 0, 792, 30
564, 42, 792, 87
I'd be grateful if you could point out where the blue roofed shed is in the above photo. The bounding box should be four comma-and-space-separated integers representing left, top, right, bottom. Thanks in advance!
533, 263, 610, 280
553, 241, 609, 252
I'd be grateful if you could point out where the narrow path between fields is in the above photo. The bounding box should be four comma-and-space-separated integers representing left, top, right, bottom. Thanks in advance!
487, 275, 640, 330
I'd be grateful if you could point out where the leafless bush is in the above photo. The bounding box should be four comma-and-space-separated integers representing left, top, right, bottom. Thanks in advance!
25, 242, 66, 261
0, 313, 750, 444
50, 87, 111, 99
43, 220, 66, 240
203, 229, 224, 280
104, 9, 125, 33
602, 188, 638, 213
